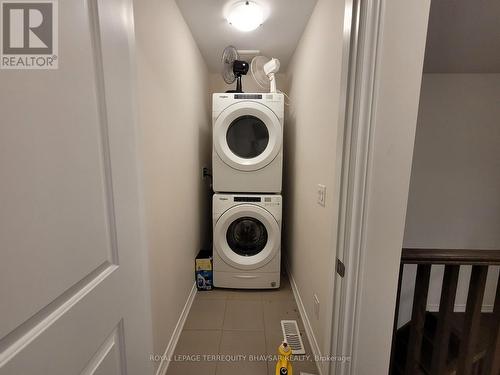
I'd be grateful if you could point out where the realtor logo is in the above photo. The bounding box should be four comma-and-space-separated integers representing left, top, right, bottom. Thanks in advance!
1, 0, 58, 69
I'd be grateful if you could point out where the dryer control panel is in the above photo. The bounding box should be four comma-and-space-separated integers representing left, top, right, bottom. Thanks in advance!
212, 92, 284, 118
234, 94, 262, 100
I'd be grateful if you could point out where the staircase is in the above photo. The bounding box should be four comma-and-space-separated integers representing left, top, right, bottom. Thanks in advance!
389, 249, 500, 375
393, 312, 497, 374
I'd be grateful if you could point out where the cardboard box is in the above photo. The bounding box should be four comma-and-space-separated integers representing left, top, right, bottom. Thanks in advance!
195, 249, 213, 291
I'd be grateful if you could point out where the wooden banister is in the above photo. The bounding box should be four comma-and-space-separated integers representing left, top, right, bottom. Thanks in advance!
390, 248, 500, 375
401, 248, 500, 265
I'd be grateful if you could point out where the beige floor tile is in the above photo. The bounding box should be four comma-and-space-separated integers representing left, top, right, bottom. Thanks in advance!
219, 330, 267, 355
171, 274, 317, 375
264, 329, 285, 355
262, 299, 303, 332
216, 361, 268, 375
260, 287, 294, 301
196, 288, 263, 300
184, 299, 226, 330
217, 331, 268, 375
223, 300, 265, 331
225, 289, 262, 300
167, 360, 216, 375
174, 330, 222, 356
196, 289, 229, 300
261, 276, 294, 301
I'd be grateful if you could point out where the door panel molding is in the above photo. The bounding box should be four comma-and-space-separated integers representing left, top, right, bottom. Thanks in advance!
0, 263, 118, 367
88, 0, 119, 267
80, 321, 126, 375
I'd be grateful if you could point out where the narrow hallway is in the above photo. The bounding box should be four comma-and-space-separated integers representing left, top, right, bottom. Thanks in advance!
167, 274, 318, 375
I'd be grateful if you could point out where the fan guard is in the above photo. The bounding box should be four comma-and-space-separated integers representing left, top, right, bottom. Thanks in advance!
250, 55, 271, 89
221, 46, 239, 84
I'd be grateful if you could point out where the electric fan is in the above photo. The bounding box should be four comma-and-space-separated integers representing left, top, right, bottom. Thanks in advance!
221, 45, 249, 93
250, 55, 281, 93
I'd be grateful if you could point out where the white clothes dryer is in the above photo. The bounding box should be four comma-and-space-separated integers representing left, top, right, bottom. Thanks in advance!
212, 93, 284, 193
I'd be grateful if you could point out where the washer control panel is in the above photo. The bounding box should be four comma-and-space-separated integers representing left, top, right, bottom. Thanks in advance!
229, 195, 280, 207
213, 194, 282, 220
234, 196, 261, 202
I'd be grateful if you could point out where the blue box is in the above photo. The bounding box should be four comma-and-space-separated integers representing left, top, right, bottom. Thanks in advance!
195, 249, 213, 291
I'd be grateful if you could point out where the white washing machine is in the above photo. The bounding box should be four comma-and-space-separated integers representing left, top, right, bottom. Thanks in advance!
212, 93, 284, 193
213, 193, 281, 289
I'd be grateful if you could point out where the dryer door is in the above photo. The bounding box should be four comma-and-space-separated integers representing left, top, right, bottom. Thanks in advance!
214, 204, 280, 270
214, 101, 282, 171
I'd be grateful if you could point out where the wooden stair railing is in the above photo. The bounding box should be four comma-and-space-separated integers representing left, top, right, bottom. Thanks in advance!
389, 248, 500, 375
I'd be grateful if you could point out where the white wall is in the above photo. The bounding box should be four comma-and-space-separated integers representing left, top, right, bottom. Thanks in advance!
282, 0, 345, 366
399, 74, 500, 327
405, 74, 500, 248
133, 0, 211, 364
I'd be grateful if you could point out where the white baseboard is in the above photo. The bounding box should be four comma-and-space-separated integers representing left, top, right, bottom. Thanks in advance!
156, 282, 197, 375
285, 265, 324, 375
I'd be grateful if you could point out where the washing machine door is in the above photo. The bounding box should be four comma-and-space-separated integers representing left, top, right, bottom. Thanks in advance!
214, 101, 282, 172
214, 204, 280, 270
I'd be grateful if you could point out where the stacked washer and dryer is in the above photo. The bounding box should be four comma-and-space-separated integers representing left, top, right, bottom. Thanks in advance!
212, 93, 284, 289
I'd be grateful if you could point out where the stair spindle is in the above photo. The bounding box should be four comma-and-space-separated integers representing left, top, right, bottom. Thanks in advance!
405, 264, 432, 375
483, 271, 500, 375
457, 265, 488, 375
431, 265, 460, 375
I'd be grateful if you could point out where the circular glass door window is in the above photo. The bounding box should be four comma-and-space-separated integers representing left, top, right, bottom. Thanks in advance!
226, 115, 269, 158
226, 217, 268, 256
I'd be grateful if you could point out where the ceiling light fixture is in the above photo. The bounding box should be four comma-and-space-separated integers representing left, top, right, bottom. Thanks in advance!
227, 1, 264, 32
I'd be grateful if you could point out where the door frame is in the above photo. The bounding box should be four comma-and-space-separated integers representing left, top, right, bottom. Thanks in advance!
328, 0, 382, 373
328, 0, 431, 374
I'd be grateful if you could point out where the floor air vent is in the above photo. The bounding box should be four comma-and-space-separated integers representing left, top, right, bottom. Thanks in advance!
281, 320, 305, 355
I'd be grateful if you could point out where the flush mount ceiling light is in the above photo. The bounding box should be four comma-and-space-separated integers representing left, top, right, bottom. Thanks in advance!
227, 1, 264, 32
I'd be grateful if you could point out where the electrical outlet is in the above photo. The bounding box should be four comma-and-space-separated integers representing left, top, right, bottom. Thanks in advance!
313, 294, 320, 320
202, 167, 211, 179
317, 184, 326, 207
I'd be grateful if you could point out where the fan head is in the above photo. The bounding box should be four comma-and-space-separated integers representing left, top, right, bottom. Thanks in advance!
221, 45, 239, 84
250, 55, 271, 89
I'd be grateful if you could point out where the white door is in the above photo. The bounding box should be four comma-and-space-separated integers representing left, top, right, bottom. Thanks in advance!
213, 102, 282, 171
214, 205, 280, 269
0, 1, 153, 374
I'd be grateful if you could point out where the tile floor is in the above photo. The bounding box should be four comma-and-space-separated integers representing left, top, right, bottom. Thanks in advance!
166, 274, 318, 375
